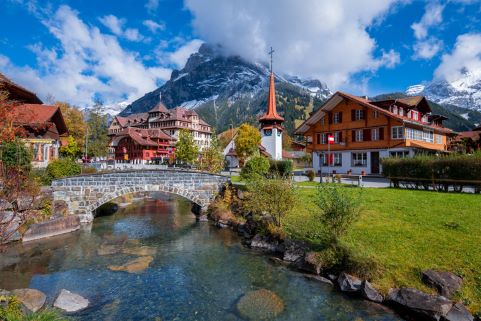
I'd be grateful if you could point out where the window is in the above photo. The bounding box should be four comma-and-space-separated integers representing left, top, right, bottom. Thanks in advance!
333, 153, 342, 166
355, 129, 363, 142
334, 131, 341, 143
352, 152, 367, 167
392, 126, 404, 140
321, 133, 327, 144
372, 128, 380, 141
320, 117, 325, 126
372, 110, 380, 119
411, 111, 419, 120
436, 134, 443, 145
333, 112, 341, 124
354, 109, 364, 121
320, 153, 327, 166
390, 151, 409, 158
423, 130, 434, 143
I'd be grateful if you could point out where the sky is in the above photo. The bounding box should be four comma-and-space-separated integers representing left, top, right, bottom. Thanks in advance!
0, 0, 481, 107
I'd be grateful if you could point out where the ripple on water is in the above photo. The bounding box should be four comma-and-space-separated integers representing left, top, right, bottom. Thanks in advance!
0, 196, 404, 321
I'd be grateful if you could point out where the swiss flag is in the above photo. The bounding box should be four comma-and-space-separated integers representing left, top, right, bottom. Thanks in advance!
328, 135, 335, 144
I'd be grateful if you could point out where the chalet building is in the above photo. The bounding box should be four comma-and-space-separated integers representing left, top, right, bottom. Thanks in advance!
295, 92, 456, 175
1, 73, 68, 168
108, 101, 212, 163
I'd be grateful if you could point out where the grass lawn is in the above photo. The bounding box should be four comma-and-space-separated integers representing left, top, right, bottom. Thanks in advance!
294, 181, 319, 187
283, 187, 481, 313
230, 175, 243, 183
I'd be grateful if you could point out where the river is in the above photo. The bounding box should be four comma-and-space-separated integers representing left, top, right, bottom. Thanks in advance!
0, 193, 403, 321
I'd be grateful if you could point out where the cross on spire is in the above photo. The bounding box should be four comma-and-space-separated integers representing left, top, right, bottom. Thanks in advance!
268, 47, 275, 74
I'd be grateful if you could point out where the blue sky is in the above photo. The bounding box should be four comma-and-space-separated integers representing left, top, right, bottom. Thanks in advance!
1, 0, 481, 107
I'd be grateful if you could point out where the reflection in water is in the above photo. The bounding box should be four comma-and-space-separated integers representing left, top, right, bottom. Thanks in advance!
0, 193, 404, 321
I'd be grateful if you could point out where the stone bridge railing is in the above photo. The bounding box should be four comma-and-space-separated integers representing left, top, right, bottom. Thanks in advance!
52, 170, 229, 223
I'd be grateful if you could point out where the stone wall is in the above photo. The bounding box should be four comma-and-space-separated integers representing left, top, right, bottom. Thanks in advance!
52, 170, 229, 223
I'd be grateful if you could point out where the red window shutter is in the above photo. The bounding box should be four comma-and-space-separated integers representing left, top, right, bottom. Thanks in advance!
339, 112, 343, 123
352, 130, 356, 142
379, 127, 384, 140
364, 129, 371, 141
339, 131, 343, 142
351, 110, 355, 121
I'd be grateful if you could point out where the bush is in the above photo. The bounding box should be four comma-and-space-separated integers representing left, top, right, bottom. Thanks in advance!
0, 139, 32, 172
0, 295, 67, 321
268, 159, 293, 178
46, 158, 81, 183
81, 166, 97, 174
314, 184, 362, 244
241, 156, 270, 180
382, 153, 481, 181
305, 170, 315, 182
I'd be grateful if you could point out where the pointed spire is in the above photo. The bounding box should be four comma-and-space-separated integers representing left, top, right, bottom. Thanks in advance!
260, 48, 284, 124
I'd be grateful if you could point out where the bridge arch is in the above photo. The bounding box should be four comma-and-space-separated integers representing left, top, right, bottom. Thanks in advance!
51, 170, 229, 223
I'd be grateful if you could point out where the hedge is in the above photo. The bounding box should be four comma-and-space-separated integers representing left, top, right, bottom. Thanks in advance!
241, 156, 270, 180
268, 159, 293, 178
382, 153, 481, 181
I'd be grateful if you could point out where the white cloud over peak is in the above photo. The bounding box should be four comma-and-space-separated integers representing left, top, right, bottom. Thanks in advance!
184, 0, 402, 89
0, 5, 171, 107
169, 39, 204, 68
434, 33, 481, 82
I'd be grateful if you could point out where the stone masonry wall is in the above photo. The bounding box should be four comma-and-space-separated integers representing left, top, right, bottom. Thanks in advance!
52, 170, 229, 223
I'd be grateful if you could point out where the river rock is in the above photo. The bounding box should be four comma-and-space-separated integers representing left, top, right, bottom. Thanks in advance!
236, 289, 284, 320
300, 251, 322, 274
282, 239, 306, 263
97, 244, 122, 256
0, 199, 13, 211
360, 280, 383, 303
108, 256, 153, 273
54, 289, 89, 312
12, 288, 46, 313
0, 211, 14, 224
250, 234, 278, 252
441, 303, 474, 321
337, 273, 362, 293
122, 246, 157, 256
387, 287, 453, 321
303, 274, 333, 286
422, 270, 463, 298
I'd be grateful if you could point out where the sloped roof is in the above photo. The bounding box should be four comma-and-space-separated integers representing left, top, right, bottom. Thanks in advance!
149, 102, 169, 113
118, 127, 173, 146
0, 72, 43, 104
295, 91, 454, 135
12, 104, 68, 136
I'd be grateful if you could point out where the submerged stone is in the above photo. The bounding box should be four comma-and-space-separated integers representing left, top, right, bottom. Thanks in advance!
108, 256, 154, 273
236, 289, 284, 320
122, 246, 157, 256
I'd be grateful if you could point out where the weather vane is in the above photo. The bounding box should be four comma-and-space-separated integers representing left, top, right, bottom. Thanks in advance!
268, 47, 275, 74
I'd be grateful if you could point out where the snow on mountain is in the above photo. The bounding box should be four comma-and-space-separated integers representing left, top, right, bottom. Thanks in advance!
406, 69, 481, 111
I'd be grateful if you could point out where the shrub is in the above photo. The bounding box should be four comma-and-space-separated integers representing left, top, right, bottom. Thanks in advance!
0, 139, 32, 172
0, 295, 67, 321
244, 179, 297, 227
46, 158, 81, 183
81, 166, 97, 174
241, 156, 270, 180
268, 159, 293, 178
314, 184, 362, 244
382, 153, 481, 181
305, 170, 315, 182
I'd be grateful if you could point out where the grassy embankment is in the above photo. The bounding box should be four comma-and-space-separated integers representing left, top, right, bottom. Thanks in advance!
282, 186, 481, 313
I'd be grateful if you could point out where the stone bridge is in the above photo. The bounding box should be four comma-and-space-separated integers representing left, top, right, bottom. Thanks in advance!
52, 170, 229, 223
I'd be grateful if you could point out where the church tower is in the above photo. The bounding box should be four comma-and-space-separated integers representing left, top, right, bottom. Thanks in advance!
259, 47, 284, 160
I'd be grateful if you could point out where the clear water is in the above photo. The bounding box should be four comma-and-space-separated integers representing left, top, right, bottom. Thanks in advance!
0, 194, 404, 321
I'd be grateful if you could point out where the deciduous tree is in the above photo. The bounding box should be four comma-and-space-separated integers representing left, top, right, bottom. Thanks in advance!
60, 135, 80, 159
175, 129, 199, 164
235, 123, 260, 165
197, 135, 224, 173
56, 102, 86, 156
87, 110, 109, 157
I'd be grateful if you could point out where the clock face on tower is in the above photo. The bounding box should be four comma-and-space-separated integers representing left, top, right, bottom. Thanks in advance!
264, 129, 272, 136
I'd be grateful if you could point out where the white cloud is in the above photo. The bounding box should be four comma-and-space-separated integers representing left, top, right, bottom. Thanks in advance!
169, 39, 204, 68
0, 5, 171, 107
184, 0, 403, 88
143, 19, 165, 33
145, 0, 159, 14
434, 33, 481, 82
99, 14, 143, 42
411, 2, 444, 40
413, 37, 443, 59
